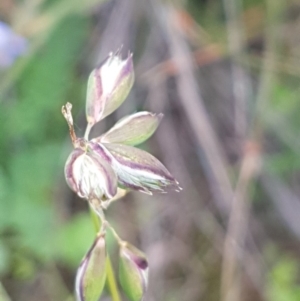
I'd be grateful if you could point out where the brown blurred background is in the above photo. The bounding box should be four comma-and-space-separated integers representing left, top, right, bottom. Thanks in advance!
1, 0, 300, 300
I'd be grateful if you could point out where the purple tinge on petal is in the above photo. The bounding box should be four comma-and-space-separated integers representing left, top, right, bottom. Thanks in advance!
75, 233, 107, 301
88, 141, 112, 163
64, 146, 118, 201
85, 51, 134, 125
100, 52, 134, 119
86, 150, 118, 200
119, 242, 149, 301
64, 148, 85, 193
100, 143, 181, 194
113, 53, 134, 92
132, 255, 148, 270
76, 255, 88, 301
97, 111, 163, 146
86, 67, 104, 125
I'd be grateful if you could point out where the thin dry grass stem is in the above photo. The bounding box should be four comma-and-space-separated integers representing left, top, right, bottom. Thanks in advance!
156, 2, 234, 214
138, 75, 171, 300
145, 60, 264, 300
140, 44, 223, 81
174, 8, 212, 46
147, 5, 265, 298
222, 0, 249, 142
220, 141, 261, 301
145, 3, 271, 300
221, 0, 282, 300
261, 172, 300, 240
254, 2, 282, 127
220, 0, 252, 299
146, 74, 225, 253
93, 0, 134, 64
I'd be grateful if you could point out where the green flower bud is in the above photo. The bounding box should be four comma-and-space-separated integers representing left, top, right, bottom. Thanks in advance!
119, 242, 148, 301
75, 233, 107, 301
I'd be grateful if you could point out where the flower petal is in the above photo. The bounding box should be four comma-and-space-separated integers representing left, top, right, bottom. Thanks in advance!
65, 148, 85, 194
86, 51, 134, 125
101, 52, 134, 119
64, 147, 118, 201
98, 143, 180, 194
85, 67, 105, 125
97, 112, 163, 146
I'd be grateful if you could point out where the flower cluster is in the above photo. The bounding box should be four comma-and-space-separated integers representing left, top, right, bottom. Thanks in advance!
62, 50, 180, 301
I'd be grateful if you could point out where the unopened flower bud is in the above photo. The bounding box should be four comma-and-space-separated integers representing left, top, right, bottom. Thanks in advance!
64, 140, 118, 201
75, 233, 107, 301
119, 242, 148, 301
86, 50, 134, 126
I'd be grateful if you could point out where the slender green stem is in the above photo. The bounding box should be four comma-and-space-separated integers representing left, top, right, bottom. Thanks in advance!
90, 205, 101, 231
107, 223, 123, 245
106, 256, 121, 301
89, 206, 122, 301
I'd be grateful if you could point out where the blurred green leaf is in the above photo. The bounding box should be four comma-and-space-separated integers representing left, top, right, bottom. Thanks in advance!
6, 15, 88, 144
0, 242, 10, 276
56, 213, 95, 268
11, 250, 36, 280
267, 256, 300, 301
265, 150, 300, 177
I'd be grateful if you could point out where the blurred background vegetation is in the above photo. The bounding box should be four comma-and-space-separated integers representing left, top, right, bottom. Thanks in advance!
1, 0, 300, 300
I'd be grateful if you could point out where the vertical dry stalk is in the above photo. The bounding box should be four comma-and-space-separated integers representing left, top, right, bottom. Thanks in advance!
153, 1, 234, 214
147, 1, 280, 299
220, 141, 261, 301
221, 0, 282, 299
222, 0, 250, 141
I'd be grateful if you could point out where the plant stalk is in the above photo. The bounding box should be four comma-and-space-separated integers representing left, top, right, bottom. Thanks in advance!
89, 206, 122, 301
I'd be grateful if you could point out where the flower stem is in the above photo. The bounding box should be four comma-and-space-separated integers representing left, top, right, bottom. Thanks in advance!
84, 122, 93, 140
89, 206, 122, 301
106, 256, 121, 301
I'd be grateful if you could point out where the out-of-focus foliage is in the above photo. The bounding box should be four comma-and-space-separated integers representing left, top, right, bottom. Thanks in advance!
267, 255, 300, 301
0, 2, 96, 299
1, 13, 89, 261
1, 0, 300, 300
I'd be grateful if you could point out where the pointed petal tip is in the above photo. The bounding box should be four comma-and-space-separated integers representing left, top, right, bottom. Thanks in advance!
175, 180, 182, 188
157, 112, 164, 120
138, 188, 153, 196
174, 180, 183, 192
115, 45, 123, 56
